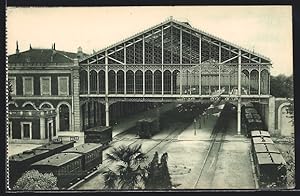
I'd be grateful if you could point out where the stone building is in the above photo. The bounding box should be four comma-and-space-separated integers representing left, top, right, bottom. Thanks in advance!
8, 43, 87, 142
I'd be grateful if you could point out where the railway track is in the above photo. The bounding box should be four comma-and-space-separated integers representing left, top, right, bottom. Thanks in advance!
193, 127, 225, 189
193, 103, 230, 189
68, 119, 192, 190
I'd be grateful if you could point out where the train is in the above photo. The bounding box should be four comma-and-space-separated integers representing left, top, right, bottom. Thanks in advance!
242, 103, 267, 137
84, 126, 112, 146
136, 118, 160, 138
136, 102, 210, 139
30, 143, 103, 189
9, 140, 75, 188
251, 130, 287, 188
243, 103, 287, 188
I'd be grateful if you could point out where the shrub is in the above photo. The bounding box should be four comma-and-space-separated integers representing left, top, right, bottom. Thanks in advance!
13, 170, 58, 190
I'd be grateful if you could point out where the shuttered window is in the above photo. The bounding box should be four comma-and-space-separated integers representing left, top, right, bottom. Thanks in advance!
58, 77, 69, 95
40, 77, 51, 95
8, 77, 16, 95
23, 77, 33, 95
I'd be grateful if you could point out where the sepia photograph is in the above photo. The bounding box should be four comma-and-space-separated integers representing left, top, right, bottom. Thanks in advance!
6, 6, 294, 191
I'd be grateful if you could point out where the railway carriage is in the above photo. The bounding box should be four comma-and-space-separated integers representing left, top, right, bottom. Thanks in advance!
63, 143, 103, 172
35, 140, 75, 154
254, 152, 287, 188
251, 130, 270, 138
252, 136, 274, 145
9, 140, 75, 188
245, 108, 258, 114
84, 126, 112, 146
30, 143, 103, 189
137, 118, 160, 138
30, 152, 83, 189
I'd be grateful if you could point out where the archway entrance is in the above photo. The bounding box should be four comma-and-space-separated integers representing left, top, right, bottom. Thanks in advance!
59, 104, 70, 131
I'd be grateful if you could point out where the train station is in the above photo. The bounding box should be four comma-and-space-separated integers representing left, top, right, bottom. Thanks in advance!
7, 15, 294, 190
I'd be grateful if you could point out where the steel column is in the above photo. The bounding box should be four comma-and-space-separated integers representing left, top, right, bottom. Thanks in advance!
237, 98, 241, 135
124, 43, 127, 95
171, 73, 173, 94
143, 35, 145, 95
180, 65, 182, 96
199, 65, 202, 95
237, 49, 242, 135
87, 66, 90, 94
219, 43, 221, 91
105, 51, 109, 126
162, 26, 164, 96
96, 71, 99, 94
258, 64, 261, 95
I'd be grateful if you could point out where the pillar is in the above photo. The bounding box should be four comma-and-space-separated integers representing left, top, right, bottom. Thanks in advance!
180, 65, 183, 96
199, 65, 202, 95
258, 65, 261, 95
161, 26, 164, 96
237, 49, 242, 135
87, 66, 90, 94
237, 98, 241, 135
105, 99, 109, 126
115, 72, 117, 94
152, 73, 154, 94
105, 51, 109, 126
133, 72, 136, 94
40, 117, 45, 139
219, 43, 221, 91
268, 97, 275, 134
238, 49, 241, 96
171, 73, 173, 94
73, 59, 81, 131
96, 71, 99, 94
124, 65, 127, 95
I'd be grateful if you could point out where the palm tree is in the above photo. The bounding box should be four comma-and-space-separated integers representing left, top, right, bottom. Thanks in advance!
103, 144, 148, 189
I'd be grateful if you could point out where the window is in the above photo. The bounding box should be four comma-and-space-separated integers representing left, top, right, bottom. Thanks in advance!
23, 77, 34, 95
58, 77, 69, 95
8, 77, 16, 95
21, 122, 32, 139
40, 77, 51, 95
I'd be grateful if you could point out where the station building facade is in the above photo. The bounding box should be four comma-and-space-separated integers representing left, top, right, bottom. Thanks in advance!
7, 44, 86, 142
7, 18, 292, 143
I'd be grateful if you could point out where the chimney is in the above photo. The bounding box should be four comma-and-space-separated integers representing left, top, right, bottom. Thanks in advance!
77, 46, 83, 58
29, 44, 32, 50
53, 43, 56, 50
16, 41, 19, 54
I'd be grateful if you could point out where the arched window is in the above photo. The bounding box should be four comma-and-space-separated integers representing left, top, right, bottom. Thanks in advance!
172, 70, 180, 94
58, 104, 70, 131
99, 70, 105, 94
126, 70, 134, 94
260, 69, 270, 95
241, 70, 250, 95
135, 70, 143, 94
90, 70, 97, 94
117, 70, 124, 94
154, 70, 162, 94
108, 70, 116, 94
145, 70, 153, 94
163, 70, 171, 94
250, 70, 259, 95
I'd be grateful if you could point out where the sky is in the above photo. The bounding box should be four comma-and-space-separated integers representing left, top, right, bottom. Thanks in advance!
6, 6, 293, 76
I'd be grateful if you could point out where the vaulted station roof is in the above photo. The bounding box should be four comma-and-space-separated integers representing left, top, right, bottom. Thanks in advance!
80, 17, 271, 65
